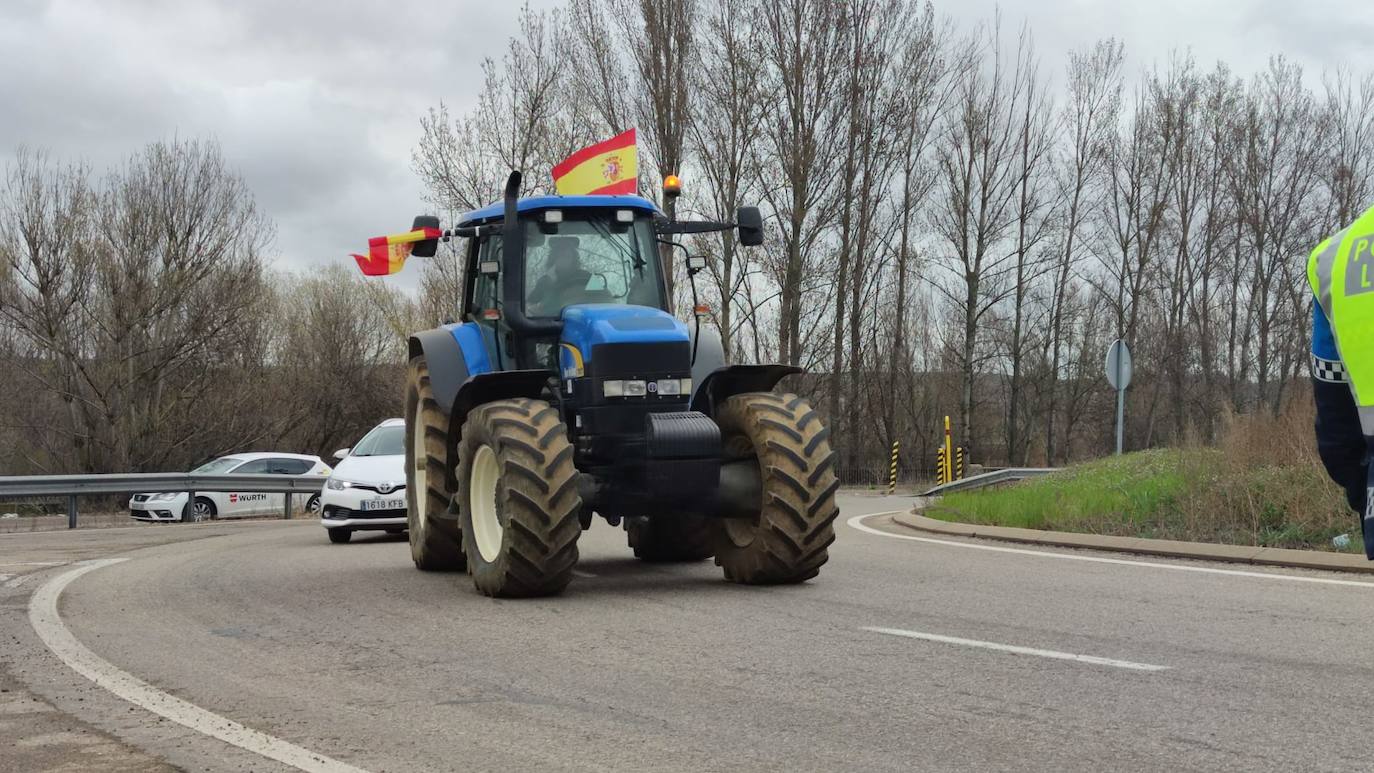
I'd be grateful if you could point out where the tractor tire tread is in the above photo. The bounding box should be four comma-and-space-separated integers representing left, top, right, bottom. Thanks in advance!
407, 357, 466, 572
711, 392, 838, 585
459, 398, 582, 598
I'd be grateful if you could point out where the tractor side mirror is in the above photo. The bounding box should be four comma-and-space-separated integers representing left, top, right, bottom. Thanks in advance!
411, 214, 441, 258
736, 206, 764, 247
333, 448, 350, 461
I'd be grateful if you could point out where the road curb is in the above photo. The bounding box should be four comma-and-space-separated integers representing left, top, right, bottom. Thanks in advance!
892, 511, 1374, 575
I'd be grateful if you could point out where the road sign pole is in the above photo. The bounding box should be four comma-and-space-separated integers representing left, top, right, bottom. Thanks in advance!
1105, 339, 1133, 456
1115, 386, 1124, 455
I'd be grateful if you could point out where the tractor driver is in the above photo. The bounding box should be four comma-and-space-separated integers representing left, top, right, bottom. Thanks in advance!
528, 236, 593, 316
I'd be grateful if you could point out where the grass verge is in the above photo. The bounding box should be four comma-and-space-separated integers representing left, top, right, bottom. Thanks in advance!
927, 404, 1360, 553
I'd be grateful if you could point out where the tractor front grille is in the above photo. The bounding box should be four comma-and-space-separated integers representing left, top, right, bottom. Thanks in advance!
587, 341, 690, 379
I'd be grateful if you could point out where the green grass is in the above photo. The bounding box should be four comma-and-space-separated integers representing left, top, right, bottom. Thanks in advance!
927, 448, 1360, 553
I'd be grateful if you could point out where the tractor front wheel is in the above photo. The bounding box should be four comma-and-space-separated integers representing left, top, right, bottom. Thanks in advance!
457, 398, 582, 598
711, 392, 839, 584
405, 356, 466, 571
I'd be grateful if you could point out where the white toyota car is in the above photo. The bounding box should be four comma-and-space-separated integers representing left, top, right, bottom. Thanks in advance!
129, 452, 328, 523
320, 419, 408, 543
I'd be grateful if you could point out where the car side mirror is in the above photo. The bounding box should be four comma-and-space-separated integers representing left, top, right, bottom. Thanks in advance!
736, 206, 764, 247
411, 214, 441, 258
333, 448, 350, 461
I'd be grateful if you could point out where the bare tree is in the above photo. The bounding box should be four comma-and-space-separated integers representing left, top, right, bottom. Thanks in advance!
755, 0, 849, 366
1043, 39, 1122, 464
1227, 57, 1329, 412
1002, 30, 1056, 464
0, 139, 273, 473
413, 3, 578, 213
686, 0, 767, 358
929, 18, 1030, 461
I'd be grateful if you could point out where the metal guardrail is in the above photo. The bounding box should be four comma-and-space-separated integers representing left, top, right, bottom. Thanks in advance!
0, 473, 329, 529
921, 467, 1059, 496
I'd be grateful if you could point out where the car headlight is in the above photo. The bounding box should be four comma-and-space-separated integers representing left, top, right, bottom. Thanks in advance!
149, 492, 179, 501
326, 479, 354, 490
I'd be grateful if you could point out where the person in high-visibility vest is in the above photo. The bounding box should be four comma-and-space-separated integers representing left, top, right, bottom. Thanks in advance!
1309, 203, 1374, 558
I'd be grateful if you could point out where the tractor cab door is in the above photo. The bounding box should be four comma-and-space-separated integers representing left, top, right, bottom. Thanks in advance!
466, 234, 512, 370
469, 231, 562, 372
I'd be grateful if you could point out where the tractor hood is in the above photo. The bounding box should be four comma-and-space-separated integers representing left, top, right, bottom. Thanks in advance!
559, 304, 689, 377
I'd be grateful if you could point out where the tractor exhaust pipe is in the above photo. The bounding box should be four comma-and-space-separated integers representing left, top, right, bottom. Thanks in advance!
500, 170, 563, 337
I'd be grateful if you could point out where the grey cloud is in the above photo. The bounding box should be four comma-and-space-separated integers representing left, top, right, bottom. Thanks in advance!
1, 0, 1367, 293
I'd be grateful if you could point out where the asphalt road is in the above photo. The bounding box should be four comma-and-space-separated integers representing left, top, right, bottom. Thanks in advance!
4, 493, 1374, 772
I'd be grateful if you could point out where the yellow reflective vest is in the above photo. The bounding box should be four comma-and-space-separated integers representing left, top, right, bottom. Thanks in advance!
1309, 203, 1374, 430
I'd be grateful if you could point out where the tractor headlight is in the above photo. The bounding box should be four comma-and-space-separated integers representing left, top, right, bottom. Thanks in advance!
326, 478, 354, 491
654, 378, 688, 396
602, 379, 648, 398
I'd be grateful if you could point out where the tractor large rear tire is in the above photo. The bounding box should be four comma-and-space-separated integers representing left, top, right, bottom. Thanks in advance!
711, 392, 839, 584
626, 516, 715, 562
406, 356, 466, 572
457, 398, 582, 598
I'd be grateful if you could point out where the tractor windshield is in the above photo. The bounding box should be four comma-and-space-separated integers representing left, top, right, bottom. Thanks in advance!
523, 216, 664, 317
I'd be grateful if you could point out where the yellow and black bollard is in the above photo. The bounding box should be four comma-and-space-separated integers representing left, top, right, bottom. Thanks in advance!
936, 447, 948, 485
955, 446, 964, 480
942, 415, 953, 485
888, 441, 900, 495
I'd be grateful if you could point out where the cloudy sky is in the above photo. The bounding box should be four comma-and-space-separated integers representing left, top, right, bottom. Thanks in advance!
2, 0, 1370, 291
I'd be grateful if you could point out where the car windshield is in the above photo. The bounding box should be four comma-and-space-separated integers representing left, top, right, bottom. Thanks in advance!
192, 457, 243, 474
523, 217, 664, 317
351, 425, 404, 456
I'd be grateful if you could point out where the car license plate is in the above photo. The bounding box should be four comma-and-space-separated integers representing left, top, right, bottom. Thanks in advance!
361, 497, 405, 511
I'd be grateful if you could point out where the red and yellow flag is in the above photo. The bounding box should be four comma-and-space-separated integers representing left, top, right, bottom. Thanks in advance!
552, 128, 637, 195
351, 227, 440, 276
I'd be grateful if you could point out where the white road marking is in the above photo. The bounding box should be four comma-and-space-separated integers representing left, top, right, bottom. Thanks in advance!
863, 626, 1169, 672
0, 561, 65, 566
571, 569, 597, 579
848, 513, 1374, 589
0, 573, 10, 584
29, 559, 370, 773
4, 573, 33, 588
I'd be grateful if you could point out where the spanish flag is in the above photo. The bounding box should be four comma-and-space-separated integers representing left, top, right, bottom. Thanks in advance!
552, 128, 637, 195
351, 227, 440, 276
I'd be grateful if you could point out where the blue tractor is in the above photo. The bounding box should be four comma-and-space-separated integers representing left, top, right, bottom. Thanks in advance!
402, 172, 838, 597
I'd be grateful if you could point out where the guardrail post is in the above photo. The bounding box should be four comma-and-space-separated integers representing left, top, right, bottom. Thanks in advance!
67, 495, 77, 529
284, 492, 292, 520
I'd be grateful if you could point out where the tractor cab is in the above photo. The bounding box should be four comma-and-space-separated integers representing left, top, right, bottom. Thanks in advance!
452, 194, 674, 373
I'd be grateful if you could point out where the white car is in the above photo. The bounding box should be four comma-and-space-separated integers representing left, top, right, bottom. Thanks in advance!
129, 452, 329, 523
320, 419, 408, 543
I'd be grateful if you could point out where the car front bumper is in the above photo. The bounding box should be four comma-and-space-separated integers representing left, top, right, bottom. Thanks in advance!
320, 510, 407, 530
128, 495, 187, 521
319, 487, 408, 531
